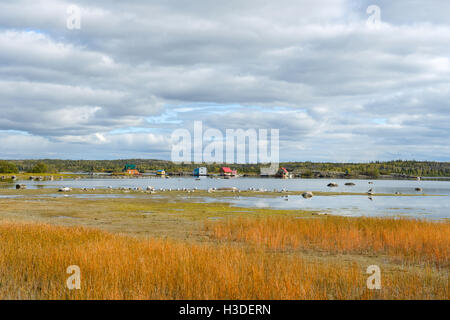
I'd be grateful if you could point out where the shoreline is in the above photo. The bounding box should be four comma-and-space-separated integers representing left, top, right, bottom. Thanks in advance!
2, 172, 450, 182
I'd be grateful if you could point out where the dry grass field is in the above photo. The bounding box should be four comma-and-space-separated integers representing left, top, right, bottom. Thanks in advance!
207, 216, 450, 267
0, 218, 448, 300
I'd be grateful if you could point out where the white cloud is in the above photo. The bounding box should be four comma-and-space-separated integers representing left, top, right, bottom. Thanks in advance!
0, 0, 449, 161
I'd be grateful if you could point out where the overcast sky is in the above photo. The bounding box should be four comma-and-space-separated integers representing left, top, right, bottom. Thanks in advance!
0, 0, 449, 162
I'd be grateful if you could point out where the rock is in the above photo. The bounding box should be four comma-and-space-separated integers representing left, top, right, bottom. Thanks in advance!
344, 182, 355, 186
217, 187, 238, 191
415, 187, 423, 192
16, 184, 26, 190
302, 192, 314, 198
58, 187, 72, 192
327, 182, 338, 187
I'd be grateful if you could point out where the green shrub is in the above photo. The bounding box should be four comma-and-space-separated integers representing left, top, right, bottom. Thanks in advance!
30, 162, 49, 173
0, 161, 19, 174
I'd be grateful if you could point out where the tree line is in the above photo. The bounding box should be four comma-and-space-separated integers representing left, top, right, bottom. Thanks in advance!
1, 159, 449, 177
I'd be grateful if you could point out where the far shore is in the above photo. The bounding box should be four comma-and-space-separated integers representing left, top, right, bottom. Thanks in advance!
1, 172, 450, 181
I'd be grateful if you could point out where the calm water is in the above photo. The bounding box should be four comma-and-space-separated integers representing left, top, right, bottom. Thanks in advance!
7, 177, 450, 194
2, 177, 449, 219
219, 195, 449, 220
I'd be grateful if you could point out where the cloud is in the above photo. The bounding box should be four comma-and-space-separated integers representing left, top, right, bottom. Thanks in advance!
0, 0, 449, 161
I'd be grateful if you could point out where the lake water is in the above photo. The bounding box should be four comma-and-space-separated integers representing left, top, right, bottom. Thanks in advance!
7, 177, 450, 194
2, 177, 449, 219
213, 195, 449, 220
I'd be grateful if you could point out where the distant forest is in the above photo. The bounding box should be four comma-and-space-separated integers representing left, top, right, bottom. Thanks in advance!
1, 159, 450, 177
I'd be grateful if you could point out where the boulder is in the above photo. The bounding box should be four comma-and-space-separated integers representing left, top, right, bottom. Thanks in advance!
302, 192, 314, 198
327, 182, 338, 187
217, 187, 238, 191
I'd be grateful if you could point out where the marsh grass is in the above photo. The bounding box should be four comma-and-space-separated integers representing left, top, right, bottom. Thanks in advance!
207, 216, 450, 267
0, 221, 448, 299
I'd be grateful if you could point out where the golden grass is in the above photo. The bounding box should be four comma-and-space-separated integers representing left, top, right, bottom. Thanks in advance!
207, 216, 450, 268
0, 221, 448, 299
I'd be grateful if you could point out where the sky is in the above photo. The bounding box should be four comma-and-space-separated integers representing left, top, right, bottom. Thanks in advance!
0, 0, 449, 162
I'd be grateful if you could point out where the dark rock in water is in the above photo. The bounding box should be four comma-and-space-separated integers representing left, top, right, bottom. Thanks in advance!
415, 187, 423, 192
16, 184, 26, 190
344, 182, 355, 186
327, 182, 338, 187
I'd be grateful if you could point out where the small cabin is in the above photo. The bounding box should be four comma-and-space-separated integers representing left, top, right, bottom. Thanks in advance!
123, 164, 140, 175
220, 167, 237, 176
276, 167, 289, 178
193, 167, 207, 176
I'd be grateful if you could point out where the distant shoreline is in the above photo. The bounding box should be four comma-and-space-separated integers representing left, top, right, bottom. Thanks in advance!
2, 172, 450, 182
2, 159, 450, 179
